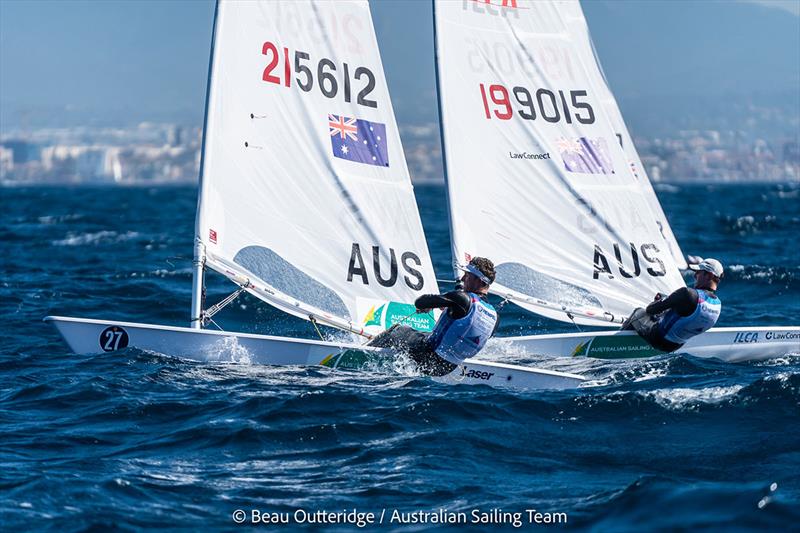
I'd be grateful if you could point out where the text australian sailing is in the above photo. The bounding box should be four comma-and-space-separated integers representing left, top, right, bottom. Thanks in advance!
389, 508, 567, 526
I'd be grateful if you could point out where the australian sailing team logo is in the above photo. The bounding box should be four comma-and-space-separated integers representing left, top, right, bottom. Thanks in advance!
571, 335, 664, 359
362, 301, 437, 333
329, 114, 389, 167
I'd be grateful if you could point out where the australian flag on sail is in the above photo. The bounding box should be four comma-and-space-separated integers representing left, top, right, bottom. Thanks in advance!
557, 136, 615, 175
329, 114, 389, 167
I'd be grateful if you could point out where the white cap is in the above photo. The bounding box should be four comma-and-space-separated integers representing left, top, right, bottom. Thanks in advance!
460, 263, 492, 285
689, 258, 724, 278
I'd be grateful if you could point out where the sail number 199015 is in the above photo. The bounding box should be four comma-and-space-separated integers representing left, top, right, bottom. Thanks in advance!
479, 83, 595, 124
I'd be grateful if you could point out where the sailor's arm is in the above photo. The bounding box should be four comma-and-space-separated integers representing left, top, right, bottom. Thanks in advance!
646, 287, 698, 316
415, 291, 472, 319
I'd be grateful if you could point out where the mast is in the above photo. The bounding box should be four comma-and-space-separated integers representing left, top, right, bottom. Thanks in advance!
432, 0, 459, 280
190, 238, 205, 329
190, 0, 220, 329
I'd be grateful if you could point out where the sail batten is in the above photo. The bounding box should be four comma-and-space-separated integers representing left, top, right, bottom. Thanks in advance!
195, 0, 438, 335
434, 0, 684, 326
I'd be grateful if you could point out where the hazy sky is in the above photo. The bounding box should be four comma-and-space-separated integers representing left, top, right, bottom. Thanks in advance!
1, 0, 797, 129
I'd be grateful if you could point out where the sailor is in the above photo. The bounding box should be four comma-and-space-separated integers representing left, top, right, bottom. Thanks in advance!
621, 258, 723, 352
367, 257, 499, 376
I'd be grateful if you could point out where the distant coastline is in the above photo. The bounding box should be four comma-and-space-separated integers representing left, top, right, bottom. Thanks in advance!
1, 122, 798, 186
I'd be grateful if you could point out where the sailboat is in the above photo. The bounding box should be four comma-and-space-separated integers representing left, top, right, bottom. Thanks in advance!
45, 0, 584, 390
433, 0, 798, 362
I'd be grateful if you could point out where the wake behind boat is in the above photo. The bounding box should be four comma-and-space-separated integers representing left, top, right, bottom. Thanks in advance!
45, 0, 584, 392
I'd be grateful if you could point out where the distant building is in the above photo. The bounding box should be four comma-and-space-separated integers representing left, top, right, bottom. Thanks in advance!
167, 125, 184, 147
39, 145, 122, 183
783, 141, 800, 164
650, 165, 661, 182
1, 139, 41, 164
0, 146, 13, 177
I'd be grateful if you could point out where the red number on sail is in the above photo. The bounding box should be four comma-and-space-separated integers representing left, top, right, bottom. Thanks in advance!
262, 41, 280, 84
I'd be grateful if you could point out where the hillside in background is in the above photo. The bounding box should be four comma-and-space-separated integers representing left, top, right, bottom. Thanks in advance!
1, 0, 797, 136
584, 0, 799, 98
581, 0, 800, 138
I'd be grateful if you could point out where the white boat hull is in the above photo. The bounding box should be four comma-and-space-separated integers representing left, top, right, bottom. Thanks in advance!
493, 327, 800, 363
44, 316, 585, 391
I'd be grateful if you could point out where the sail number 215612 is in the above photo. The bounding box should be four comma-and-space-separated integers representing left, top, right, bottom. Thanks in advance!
261, 41, 378, 109
479, 83, 595, 124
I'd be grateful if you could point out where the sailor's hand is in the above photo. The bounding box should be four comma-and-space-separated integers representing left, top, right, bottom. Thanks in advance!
416, 307, 431, 314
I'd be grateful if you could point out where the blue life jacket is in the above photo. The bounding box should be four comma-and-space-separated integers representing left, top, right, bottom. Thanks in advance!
427, 293, 498, 364
659, 289, 721, 345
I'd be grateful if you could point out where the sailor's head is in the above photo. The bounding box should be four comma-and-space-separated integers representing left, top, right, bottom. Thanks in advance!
460, 257, 496, 293
689, 258, 723, 289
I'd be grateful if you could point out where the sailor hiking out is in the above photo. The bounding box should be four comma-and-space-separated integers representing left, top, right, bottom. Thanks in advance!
368, 257, 499, 376
622, 258, 723, 352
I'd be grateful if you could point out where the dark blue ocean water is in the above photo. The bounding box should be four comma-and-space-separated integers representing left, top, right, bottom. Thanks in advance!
1, 183, 799, 531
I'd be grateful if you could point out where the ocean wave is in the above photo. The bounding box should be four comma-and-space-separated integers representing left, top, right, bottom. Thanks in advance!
5, 184, 800, 531
52, 230, 141, 246
771, 187, 799, 200
36, 214, 85, 225
580, 359, 672, 387
754, 353, 800, 366
574, 372, 800, 416
736, 372, 800, 408
717, 213, 799, 234
725, 263, 797, 284
644, 385, 744, 410
579, 355, 724, 389
583, 476, 796, 530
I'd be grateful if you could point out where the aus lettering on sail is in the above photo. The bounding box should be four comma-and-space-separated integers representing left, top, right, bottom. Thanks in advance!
573, 193, 670, 281
347, 243, 425, 290
593, 243, 667, 280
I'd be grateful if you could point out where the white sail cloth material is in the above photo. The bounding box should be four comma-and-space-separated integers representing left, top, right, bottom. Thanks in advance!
435, 0, 685, 326
196, 0, 437, 334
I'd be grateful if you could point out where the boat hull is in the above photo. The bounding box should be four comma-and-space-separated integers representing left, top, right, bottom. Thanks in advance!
494, 327, 800, 363
44, 316, 585, 390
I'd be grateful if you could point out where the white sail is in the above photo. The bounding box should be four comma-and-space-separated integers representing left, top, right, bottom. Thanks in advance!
434, 0, 685, 326
195, 0, 438, 335
581, 25, 687, 270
